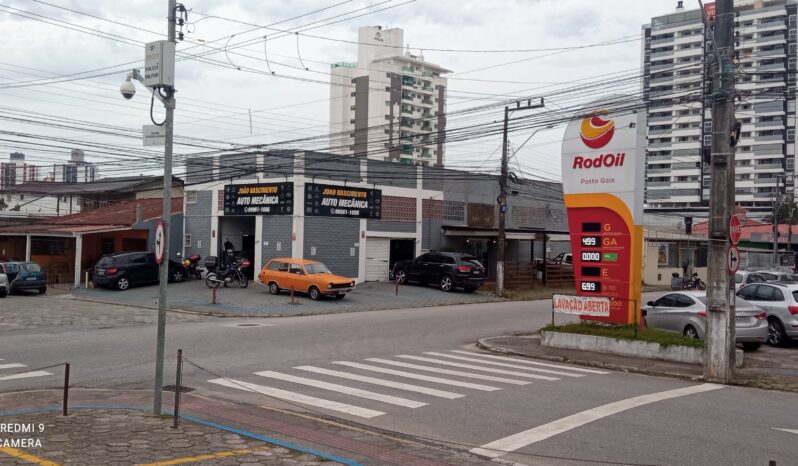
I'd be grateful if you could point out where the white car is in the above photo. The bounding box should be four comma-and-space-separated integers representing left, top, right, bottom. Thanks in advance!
0, 272, 7, 298
734, 271, 768, 291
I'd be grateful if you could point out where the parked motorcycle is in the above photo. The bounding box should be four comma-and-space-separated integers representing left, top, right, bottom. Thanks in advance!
671, 272, 706, 291
179, 253, 204, 279
205, 257, 251, 289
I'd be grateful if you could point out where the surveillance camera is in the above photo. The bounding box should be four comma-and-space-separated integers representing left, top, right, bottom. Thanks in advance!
120, 80, 136, 100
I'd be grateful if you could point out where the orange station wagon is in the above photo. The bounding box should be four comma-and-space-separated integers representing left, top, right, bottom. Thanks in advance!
258, 258, 355, 300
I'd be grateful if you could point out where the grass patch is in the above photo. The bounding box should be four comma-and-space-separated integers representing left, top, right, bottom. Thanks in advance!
542, 322, 704, 349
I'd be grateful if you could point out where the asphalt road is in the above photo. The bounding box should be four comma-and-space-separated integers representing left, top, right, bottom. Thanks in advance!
3, 295, 798, 465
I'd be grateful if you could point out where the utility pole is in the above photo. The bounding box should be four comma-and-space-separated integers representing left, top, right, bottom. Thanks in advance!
705, 0, 736, 383
497, 99, 544, 297
153, 0, 178, 415
773, 175, 781, 266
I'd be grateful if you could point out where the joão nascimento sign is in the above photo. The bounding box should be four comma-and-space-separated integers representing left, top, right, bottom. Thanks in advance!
223, 183, 293, 215
305, 183, 381, 219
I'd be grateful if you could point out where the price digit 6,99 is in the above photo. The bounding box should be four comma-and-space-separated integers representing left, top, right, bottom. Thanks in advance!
580, 281, 601, 293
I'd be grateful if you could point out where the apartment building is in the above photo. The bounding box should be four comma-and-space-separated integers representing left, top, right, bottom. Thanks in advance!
329, 26, 450, 167
642, 0, 797, 212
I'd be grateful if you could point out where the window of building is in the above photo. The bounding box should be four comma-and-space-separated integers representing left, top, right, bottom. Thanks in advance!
184, 234, 191, 248
186, 191, 197, 204
789, 57, 797, 70
788, 129, 795, 142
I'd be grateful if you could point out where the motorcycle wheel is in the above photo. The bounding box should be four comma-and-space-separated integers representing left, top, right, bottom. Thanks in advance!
205, 273, 221, 289
238, 273, 249, 288
697, 281, 706, 291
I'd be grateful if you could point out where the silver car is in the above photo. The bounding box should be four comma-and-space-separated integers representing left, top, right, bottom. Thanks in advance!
736, 282, 798, 347
0, 272, 7, 298
734, 271, 767, 291
644, 291, 769, 351
753, 270, 798, 283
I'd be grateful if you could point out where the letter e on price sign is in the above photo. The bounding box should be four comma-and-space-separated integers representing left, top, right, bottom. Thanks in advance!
727, 246, 740, 275
729, 215, 742, 246
154, 222, 165, 265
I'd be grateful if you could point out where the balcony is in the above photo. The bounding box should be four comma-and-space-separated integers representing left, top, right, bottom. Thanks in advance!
754, 178, 779, 184
754, 163, 784, 170
648, 115, 673, 123
755, 120, 785, 128
647, 181, 672, 187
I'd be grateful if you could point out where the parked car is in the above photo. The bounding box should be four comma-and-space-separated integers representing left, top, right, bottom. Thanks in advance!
258, 258, 355, 300
752, 270, 798, 283
0, 271, 8, 298
550, 253, 573, 266
734, 271, 768, 291
392, 252, 486, 292
643, 291, 768, 351
0, 262, 47, 295
736, 282, 798, 347
93, 252, 186, 291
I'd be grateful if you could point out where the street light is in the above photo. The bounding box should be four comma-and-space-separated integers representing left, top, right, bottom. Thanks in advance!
119, 0, 178, 416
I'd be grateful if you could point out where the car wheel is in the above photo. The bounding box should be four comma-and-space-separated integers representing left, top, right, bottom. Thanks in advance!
268, 282, 280, 295
172, 270, 184, 283
116, 277, 130, 291
395, 269, 407, 284
683, 325, 699, 339
440, 274, 454, 292
741, 342, 761, 351
768, 318, 787, 347
309, 286, 321, 300
39, 286, 47, 295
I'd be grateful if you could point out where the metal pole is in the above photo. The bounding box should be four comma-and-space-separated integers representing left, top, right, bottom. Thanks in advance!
173, 349, 182, 429
497, 106, 509, 298
154, 0, 177, 415
705, 0, 736, 383
62, 362, 70, 416
774, 176, 780, 266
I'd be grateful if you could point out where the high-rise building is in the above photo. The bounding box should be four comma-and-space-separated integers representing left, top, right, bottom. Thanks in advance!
52, 148, 97, 183
329, 26, 450, 167
0, 152, 40, 188
642, 0, 797, 212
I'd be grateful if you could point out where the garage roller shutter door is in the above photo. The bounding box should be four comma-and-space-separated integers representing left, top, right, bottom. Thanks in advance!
365, 237, 390, 281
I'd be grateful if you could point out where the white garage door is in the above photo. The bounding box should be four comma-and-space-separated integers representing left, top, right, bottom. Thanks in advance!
365, 237, 390, 281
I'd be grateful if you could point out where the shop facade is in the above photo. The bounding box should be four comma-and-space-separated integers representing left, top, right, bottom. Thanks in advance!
182, 151, 567, 283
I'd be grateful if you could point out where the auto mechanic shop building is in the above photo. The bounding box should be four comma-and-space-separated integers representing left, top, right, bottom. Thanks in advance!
182, 151, 568, 284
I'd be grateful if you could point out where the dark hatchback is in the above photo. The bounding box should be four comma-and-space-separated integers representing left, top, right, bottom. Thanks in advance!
0, 261, 47, 294
94, 252, 185, 291
392, 252, 487, 292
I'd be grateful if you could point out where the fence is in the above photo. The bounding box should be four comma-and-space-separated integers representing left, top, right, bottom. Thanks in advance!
544, 263, 575, 287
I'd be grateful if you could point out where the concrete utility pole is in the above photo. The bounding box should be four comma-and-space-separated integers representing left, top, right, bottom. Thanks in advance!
497, 99, 544, 297
773, 175, 781, 266
705, 0, 736, 383
153, 0, 178, 415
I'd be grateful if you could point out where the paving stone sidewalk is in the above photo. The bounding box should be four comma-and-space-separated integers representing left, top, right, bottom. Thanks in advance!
70, 281, 503, 317
0, 409, 340, 465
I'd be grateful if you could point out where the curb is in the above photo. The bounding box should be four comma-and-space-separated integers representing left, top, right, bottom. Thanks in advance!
476, 336, 705, 382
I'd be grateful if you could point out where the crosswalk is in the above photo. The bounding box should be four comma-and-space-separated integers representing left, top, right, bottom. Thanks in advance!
207, 350, 610, 419
0, 359, 53, 382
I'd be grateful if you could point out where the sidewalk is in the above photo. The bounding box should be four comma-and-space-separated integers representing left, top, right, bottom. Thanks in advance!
477, 334, 798, 392
0, 389, 490, 466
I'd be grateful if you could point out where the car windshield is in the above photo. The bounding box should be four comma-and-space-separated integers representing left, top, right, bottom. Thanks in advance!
304, 263, 332, 274
22, 263, 41, 273
97, 256, 114, 266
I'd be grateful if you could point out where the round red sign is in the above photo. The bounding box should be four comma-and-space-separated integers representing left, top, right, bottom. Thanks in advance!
730, 215, 742, 245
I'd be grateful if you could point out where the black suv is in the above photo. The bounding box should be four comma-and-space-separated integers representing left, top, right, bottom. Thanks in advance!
392, 252, 486, 292
94, 252, 185, 291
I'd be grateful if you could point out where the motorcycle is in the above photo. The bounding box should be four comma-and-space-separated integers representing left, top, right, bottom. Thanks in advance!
205, 257, 251, 289
179, 253, 204, 280
671, 272, 706, 290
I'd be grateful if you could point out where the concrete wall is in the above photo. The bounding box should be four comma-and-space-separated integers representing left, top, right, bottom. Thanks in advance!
261, 216, 292, 264
135, 213, 183, 262
184, 191, 212, 260
367, 220, 416, 233
304, 216, 360, 277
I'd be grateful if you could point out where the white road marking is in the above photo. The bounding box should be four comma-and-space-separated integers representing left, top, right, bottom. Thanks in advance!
367, 358, 531, 385
0, 363, 27, 370
425, 352, 584, 378
207, 378, 385, 419
450, 351, 610, 374
296, 366, 464, 399
772, 428, 798, 435
254, 370, 427, 408
333, 361, 502, 391
470, 383, 725, 458
396, 355, 560, 381
0, 370, 53, 381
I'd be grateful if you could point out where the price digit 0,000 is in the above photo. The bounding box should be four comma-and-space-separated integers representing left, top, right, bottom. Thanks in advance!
582, 252, 601, 262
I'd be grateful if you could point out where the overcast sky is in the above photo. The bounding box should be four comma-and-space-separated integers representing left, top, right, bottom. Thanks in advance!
0, 0, 688, 181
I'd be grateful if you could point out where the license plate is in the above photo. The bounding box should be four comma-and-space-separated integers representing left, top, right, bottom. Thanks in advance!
735, 316, 749, 323
338, 291, 346, 295
97, 271, 105, 275
26, 277, 37, 281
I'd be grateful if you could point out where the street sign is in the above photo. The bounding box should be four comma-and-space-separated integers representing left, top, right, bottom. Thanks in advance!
154, 222, 165, 265
143, 125, 166, 147
730, 215, 742, 245
144, 40, 175, 88
727, 246, 740, 274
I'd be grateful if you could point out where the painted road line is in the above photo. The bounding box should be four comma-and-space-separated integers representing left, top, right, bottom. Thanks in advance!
254, 371, 427, 408
0, 447, 60, 466
424, 352, 584, 378
450, 350, 610, 374
366, 358, 531, 385
396, 355, 560, 382
207, 378, 385, 419
139, 448, 259, 466
470, 383, 724, 459
332, 361, 502, 391
772, 428, 798, 435
0, 371, 53, 382
295, 366, 464, 399
0, 363, 27, 370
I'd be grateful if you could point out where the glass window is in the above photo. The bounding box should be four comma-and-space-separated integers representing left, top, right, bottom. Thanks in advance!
674, 295, 696, 307
267, 261, 283, 271
305, 263, 332, 274
21, 263, 41, 273
754, 285, 776, 301
444, 256, 456, 264
288, 264, 304, 275
128, 254, 147, 265
427, 254, 444, 264
759, 272, 778, 281
738, 285, 757, 300
416, 254, 430, 262
277, 262, 289, 272
771, 287, 785, 301
186, 191, 198, 204
654, 294, 676, 307
748, 274, 765, 283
